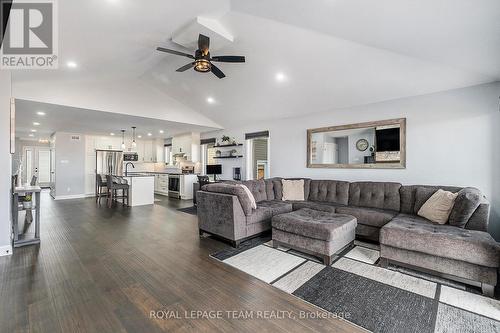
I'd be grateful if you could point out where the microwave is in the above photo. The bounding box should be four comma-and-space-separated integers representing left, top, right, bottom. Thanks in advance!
124, 153, 138, 161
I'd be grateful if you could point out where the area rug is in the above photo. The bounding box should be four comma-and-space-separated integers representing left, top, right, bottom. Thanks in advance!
176, 206, 197, 215
211, 241, 500, 333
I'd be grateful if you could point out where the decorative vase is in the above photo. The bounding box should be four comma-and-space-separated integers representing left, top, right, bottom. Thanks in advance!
23, 201, 32, 209
215, 150, 221, 157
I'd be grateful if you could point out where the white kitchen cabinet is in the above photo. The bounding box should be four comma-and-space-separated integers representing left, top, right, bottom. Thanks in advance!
154, 174, 168, 195
171, 132, 200, 162
154, 139, 165, 163
143, 140, 153, 162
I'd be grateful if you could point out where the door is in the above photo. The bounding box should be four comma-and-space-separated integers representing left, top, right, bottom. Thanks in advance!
23, 147, 52, 187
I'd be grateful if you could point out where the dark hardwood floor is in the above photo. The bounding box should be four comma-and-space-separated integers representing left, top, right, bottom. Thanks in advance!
0, 192, 363, 333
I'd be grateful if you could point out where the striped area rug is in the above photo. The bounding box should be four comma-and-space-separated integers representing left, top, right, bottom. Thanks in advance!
211, 240, 500, 333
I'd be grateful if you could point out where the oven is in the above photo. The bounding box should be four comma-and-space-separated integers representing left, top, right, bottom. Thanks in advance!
168, 174, 181, 198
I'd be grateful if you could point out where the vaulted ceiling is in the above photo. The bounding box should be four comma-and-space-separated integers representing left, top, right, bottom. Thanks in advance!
11, 0, 500, 130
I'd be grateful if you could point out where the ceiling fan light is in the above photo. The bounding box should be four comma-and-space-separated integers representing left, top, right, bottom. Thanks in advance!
194, 59, 211, 73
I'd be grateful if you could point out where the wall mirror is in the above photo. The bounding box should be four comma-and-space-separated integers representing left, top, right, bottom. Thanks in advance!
307, 118, 406, 169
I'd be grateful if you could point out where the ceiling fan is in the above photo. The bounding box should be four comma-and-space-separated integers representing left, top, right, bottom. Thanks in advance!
156, 34, 245, 79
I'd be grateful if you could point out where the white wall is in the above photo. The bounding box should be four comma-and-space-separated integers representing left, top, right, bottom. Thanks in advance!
0, 71, 12, 255
203, 82, 500, 240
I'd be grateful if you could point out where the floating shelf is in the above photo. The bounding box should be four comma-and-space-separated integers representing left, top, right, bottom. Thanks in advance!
213, 144, 243, 148
213, 155, 243, 159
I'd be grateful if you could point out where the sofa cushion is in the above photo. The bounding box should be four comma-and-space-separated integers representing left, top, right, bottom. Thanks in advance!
282, 179, 305, 201
349, 182, 401, 211
264, 178, 277, 201
246, 207, 273, 225
336, 206, 398, 228
203, 183, 253, 216
400, 185, 463, 214
272, 208, 357, 241
238, 184, 257, 209
292, 201, 338, 213
380, 214, 500, 268
257, 200, 293, 216
417, 189, 458, 224
308, 180, 350, 205
408, 186, 461, 215
448, 188, 483, 228
242, 179, 268, 202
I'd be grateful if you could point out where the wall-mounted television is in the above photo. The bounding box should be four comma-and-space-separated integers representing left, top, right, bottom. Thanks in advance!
376, 128, 400, 151
206, 164, 222, 175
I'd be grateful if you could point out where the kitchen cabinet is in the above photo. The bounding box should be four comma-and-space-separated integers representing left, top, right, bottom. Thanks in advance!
171, 132, 200, 162
154, 174, 168, 195
144, 140, 153, 162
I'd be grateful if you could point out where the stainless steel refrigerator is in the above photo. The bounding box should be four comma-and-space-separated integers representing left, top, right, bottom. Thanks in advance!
95, 149, 123, 180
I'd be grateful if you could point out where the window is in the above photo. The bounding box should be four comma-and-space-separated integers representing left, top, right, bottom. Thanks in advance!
245, 131, 269, 180
200, 138, 216, 176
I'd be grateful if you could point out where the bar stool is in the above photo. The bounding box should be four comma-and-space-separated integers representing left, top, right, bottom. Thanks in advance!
106, 175, 129, 208
96, 174, 108, 204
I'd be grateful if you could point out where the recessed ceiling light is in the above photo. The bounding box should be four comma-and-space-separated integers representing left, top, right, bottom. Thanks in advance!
30, 129, 37, 132
206, 97, 215, 104
33, 122, 40, 126
275, 72, 287, 82
28, 134, 34, 137
66, 61, 78, 68
36, 111, 45, 116
159, 130, 164, 134
110, 133, 115, 136
147, 133, 152, 136
137, 135, 142, 138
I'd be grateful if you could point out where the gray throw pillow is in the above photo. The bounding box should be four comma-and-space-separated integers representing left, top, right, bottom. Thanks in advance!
448, 188, 483, 228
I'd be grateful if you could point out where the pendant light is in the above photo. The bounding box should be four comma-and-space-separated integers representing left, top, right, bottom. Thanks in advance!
121, 129, 126, 150
131, 126, 137, 148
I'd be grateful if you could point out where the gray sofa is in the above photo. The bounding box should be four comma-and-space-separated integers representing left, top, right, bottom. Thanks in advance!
197, 178, 499, 295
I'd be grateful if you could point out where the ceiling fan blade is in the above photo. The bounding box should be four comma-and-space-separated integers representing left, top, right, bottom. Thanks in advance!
210, 56, 246, 63
210, 64, 226, 79
176, 62, 195, 72
156, 47, 194, 59
198, 34, 210, 54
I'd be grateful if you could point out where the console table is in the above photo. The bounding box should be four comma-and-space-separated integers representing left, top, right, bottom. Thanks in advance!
12, 186, 41, 247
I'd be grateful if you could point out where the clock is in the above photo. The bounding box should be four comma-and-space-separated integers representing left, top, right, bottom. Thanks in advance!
356, 139, 369, 152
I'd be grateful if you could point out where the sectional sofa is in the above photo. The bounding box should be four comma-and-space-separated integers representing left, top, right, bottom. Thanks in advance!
197, 178, 499, 296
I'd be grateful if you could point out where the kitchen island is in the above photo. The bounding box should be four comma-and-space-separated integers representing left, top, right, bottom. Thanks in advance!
122, 174, 155, 206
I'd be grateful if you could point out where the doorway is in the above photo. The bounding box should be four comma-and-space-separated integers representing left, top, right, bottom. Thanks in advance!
22, 146, 53, 187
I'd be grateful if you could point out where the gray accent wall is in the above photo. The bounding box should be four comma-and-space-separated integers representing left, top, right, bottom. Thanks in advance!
53, 132, 86, 198
201, 82, 500, 240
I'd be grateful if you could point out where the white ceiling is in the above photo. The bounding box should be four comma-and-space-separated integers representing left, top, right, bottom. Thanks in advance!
15, 99, 220, 141
10, 0, 500, 130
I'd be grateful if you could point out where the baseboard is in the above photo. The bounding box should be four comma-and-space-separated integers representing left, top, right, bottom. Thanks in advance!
0, 245, 13, 256
54, 193, 94, 200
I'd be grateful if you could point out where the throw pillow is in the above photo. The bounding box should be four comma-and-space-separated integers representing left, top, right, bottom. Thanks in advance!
448, 188, 483, 228
417, 189, 458, 224
282, 179, 305, 201
238, 184, 257, 209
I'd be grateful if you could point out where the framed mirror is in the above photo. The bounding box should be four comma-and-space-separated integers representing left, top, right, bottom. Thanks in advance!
307, 118, 406, 169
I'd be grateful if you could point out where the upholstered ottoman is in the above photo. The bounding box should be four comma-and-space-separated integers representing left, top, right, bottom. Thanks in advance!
272, 208, 357, 265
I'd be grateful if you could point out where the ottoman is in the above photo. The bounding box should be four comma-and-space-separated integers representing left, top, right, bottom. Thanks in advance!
272, 208, 357, 265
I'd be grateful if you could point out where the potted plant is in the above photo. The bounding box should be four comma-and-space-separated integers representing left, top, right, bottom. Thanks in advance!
221, 135, 231, 145
23, 194, 32, 209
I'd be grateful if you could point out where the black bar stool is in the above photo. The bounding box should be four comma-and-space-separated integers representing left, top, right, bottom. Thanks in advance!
105, 175, 129, 208
96, 174, 108, 204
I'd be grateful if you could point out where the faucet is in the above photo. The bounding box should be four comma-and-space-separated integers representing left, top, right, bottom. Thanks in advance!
125, 162, 135, 176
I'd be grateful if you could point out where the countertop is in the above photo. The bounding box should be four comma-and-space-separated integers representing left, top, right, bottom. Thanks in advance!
126, 172, 199, 176
120, 173, 155, 177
